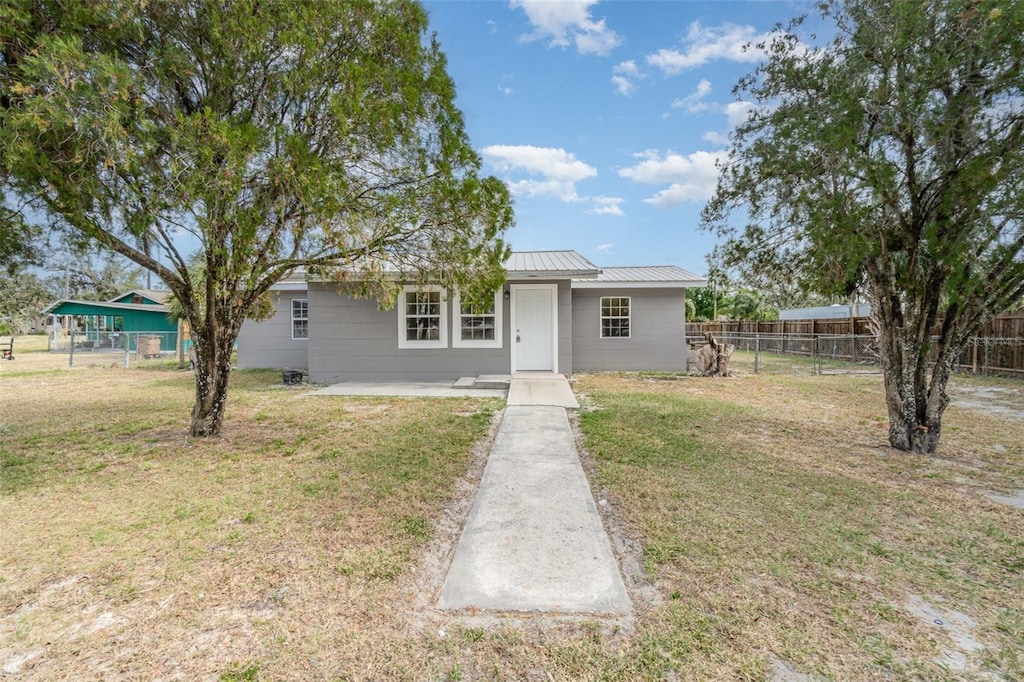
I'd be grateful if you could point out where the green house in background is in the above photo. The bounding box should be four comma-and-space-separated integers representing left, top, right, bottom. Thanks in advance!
43, 289, 180, 353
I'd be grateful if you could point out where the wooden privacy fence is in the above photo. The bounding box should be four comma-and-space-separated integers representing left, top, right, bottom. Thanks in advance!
692, 317, 873, 337
690, 308, 1024, 376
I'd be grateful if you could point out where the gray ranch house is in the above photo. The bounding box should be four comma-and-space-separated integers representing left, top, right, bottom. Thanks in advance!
237, 250, 706, 383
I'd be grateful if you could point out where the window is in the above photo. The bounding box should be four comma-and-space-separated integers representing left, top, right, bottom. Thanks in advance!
291, 299, 308, 339
452, 290, 502, 348
600, 296, 630, 338
398, 285, 447, 349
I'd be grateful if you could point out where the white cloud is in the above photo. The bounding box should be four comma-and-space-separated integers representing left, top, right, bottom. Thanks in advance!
618, 149, 721, 207
724, 100, 755, 127
482, 144, 597, 202
671, 78, 712, 113
587, 197, 625, 216
611, 75, 635, 96
611, 60, 644, 96
498, 86, 514, 96
511, 0, 623, 56
701, 130, 730, 146
595, 243, 614, 253
647, 21, 773, 75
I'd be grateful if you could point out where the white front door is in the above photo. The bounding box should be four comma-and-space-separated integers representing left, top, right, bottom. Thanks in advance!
513, 286, 555, 371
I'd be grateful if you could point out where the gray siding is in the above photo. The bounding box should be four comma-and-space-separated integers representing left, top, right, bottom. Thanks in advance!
237, 293, 309, 369
557, 281, 572, 376
307, 282, 514, 383
571, 288, 687, 372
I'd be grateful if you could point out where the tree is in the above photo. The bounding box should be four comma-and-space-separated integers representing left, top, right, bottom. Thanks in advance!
703, 0, 1024, 453
0, 271, 55, 334
0, 204, 42, 276
1, 0, 512, 436
726, 289, 766, 321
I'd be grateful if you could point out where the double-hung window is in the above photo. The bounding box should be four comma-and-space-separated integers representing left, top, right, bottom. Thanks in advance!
452, 290, 502, 348
600, 296, 630, 338
398, 285, 447, 348
291, 299, 309, 339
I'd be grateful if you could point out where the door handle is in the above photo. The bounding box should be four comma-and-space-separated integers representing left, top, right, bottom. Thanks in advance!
516, 329, 521, 343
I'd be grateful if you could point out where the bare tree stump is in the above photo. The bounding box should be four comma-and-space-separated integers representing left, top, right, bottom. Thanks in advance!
697, 332, 734, 376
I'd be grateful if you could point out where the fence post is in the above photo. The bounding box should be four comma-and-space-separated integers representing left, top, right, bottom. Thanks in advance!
984, 338, 990, 375
755, 333, 760, 374
69, 328, 75, 367
971, 337, 978, 374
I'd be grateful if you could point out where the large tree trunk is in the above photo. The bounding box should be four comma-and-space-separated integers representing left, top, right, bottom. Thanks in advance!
188, 316, 241, 438
871, 276, 964, 454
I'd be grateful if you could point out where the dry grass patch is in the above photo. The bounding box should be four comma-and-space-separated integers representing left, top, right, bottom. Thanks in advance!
1, 353, 504, 679
3, 341, 1022, 680
575, 371, 1024, 680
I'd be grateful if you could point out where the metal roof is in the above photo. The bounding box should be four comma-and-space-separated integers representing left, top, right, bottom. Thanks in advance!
43, 299, 171, 315
111, 289, 171, 304
505, 250, 600, 278
572, 265, 707, 289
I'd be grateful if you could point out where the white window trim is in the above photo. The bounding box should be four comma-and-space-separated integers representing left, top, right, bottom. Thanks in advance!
291, 298, 309, 340
600, 296, 631, 339
452, 290, 503, 349
397, 285, 448, 349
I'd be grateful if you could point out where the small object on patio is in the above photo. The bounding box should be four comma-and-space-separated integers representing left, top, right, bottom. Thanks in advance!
697, 331, 733, 377
1, 337, 13, 360
282, 369, 304, 385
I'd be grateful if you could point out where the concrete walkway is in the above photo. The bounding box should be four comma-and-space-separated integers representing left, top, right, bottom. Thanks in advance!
506, 372, 580, 408
438, 376, 630, 615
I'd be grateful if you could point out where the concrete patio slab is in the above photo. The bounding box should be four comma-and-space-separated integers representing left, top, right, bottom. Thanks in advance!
437, 405, 630, 615
506, 373, 579, 408
307, 381, 506, 398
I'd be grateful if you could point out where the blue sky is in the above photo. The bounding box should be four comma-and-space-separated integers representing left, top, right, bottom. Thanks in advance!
423, 0, 818, 276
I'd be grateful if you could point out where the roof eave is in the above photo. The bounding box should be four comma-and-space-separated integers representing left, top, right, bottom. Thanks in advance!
508, 269, 600, 280
571, 278, 706, 289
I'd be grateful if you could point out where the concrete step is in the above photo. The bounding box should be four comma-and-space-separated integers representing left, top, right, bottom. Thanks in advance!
474, 374, 511, 389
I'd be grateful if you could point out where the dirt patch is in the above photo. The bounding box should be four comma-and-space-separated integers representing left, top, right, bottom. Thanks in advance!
983, 489, 1024, 509
950, 383, 1024, 420
904, 594, 985, 675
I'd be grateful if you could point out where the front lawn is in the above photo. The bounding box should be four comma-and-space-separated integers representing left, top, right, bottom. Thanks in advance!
575, 372, 1024, 680
1, 343, 1021, 680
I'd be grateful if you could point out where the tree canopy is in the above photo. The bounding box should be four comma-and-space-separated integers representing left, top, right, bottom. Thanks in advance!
702, 0, 1024, 452
1, 0, 513, 436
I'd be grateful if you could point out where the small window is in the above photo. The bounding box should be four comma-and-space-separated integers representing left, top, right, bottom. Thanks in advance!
291, 299, 308, 339
452, 290, 502, 348
600, 296, 630, 338
398, 286, 447, 349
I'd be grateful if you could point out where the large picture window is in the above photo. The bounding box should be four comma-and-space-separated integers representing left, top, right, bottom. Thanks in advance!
398, 286, 447, 349
600, 296, 630, 338
452, 290, 502, 348
291, 299, 308, 339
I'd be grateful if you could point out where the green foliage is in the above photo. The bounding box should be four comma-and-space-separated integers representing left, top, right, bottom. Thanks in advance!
702, 0, 1024, 451
0, 206, 43, 275
1, 0, 513, 435
0, 272, 58, 334
685, 286, 724, 322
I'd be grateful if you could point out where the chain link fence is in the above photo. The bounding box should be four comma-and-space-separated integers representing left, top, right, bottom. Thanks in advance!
49, 330, 179, 358
689, 333, 880, 375
689, 333, 1024, 378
